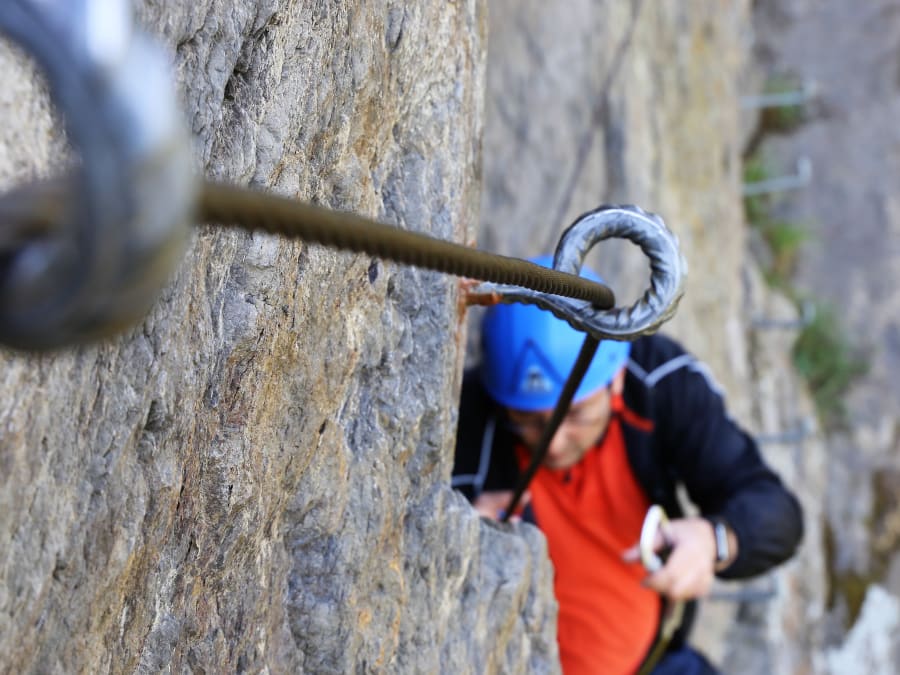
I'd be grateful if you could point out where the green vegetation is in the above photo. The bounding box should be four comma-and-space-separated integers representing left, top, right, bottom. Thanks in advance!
760, 219, 810, 289
742, 155, 810, 289
792, 302, 869, 430
742, 154, 770, 223
743, 153, 868, 430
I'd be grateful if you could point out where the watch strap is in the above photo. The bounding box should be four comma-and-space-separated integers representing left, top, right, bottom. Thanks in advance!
706, 517, 730, 565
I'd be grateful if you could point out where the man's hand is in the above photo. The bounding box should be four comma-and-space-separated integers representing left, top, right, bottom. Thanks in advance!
472, 490, 531, 522
623, 517, 724, 601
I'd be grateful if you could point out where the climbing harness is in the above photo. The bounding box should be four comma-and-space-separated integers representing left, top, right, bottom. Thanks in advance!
0, 0, 196, 350
636, 504, 685, 675
0, 0, 686, 353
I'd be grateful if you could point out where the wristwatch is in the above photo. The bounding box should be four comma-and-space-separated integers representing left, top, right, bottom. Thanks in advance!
707, 517, 730, 566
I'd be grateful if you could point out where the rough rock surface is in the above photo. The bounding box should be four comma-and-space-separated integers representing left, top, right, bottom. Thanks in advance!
714, 265, 826, 674
1, 2, 560, 673
824, 585, 900, 675
749, 0, 900, 670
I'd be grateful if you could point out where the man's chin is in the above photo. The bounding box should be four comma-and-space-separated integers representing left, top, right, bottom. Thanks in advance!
544, 457, 577, 471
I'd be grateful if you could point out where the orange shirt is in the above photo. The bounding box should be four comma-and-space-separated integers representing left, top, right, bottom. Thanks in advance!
518, 407, 660, 675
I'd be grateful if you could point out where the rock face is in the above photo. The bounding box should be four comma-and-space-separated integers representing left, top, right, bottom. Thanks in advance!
479, 0, 754, 413
0, 0, 829, 673
0, 2, 558, 673
824, 585, 900, 675
748, 0, 900, 671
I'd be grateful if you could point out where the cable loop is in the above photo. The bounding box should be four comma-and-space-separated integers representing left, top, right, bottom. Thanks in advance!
0, 0, 195, 350
470, 205, 687, 340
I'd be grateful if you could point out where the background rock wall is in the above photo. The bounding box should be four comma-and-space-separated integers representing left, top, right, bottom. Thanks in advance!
479, 1, 827, 672
0, 2, 559, 673
479, 0, 753, 412
747, 1, 900, 670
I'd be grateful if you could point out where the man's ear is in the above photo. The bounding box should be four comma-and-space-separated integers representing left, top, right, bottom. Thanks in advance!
610, 366, 626, 396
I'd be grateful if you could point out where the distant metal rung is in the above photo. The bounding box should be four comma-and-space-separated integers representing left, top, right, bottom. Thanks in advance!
751, 300, 816, 330
741, 80, 818, 111
755, 417, 816, 445
743, 157, 812, 197
708, 580, 777, 603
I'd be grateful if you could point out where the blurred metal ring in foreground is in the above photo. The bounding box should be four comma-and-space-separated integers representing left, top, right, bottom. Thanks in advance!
0, 0, 195, 350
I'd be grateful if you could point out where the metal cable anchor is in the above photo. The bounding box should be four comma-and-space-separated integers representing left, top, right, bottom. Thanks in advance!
0, 0, 196, 350
470, 205, 687, 340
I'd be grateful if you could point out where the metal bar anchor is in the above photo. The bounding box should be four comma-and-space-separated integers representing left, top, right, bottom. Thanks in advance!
709, 575, 778, 603
743, 157, 812, 197
755, 417, 816, 445
751, 299, 816, 330
740, 79, 818, 110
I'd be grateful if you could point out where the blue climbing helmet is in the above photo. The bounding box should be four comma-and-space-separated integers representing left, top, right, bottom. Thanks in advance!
479, 255, 631, 411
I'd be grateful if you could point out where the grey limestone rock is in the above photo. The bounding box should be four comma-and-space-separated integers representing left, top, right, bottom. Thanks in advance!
0, 1, 558, 673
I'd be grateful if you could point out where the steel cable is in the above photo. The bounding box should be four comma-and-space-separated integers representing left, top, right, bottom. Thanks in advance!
0, 0, 685, 349
199, 181, 616, 308
2, 176, 692, 349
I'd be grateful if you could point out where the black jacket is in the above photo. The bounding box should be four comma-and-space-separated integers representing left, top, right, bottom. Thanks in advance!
452, 334, 804, 639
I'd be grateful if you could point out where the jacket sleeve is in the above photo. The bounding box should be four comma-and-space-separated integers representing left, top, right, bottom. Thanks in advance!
654, 356, 804, 580
452, 369, 519, 502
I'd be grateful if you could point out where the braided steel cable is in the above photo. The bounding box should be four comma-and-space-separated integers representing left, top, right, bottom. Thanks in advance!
0, 0, 685, 352
199, 182, 616, 308
1, 177, 689, 349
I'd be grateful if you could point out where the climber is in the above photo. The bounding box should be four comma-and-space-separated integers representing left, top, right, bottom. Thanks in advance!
452, 257, 803, 675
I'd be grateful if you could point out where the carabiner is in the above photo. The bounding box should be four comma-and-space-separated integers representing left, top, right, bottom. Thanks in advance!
0, 0, 196, 350
636, 503, 685, 675
640, 504, 671, 573
470, 205, 687, 341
